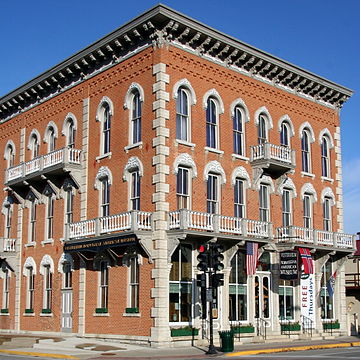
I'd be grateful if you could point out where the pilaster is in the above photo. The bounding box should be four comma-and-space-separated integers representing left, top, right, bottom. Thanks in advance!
150, 62, 171, 347
334, 127, 343, 231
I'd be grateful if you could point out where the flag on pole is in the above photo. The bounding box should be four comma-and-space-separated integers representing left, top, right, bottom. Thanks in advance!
246, 242, 258, 276
326, 271, 337, 297
299, 248, 314, 274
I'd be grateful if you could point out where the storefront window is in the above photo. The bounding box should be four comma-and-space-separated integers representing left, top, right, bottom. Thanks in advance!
169, 244, 192, 323
279, 280, 294, 320
257, 251, 270, 271
229, 251, 247, 322
320, 260, 334, 320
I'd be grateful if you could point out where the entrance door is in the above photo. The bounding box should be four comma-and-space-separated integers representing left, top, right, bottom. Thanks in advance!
61, 289, 73, 332
254, 273, 271, 326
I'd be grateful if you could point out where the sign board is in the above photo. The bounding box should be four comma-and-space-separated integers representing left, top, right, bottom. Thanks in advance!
279, 250, 298, 280
300, 271, 315, 328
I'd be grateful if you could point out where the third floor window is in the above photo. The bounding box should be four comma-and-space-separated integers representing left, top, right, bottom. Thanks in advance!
176, 88, 189, 142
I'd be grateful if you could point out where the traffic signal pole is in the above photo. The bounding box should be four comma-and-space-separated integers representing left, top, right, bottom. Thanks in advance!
206, 262, 217, 354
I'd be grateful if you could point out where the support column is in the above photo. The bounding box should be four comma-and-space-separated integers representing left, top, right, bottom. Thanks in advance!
150, 63, 171, 347
78, 97, 90, 336
334, 126, 343, 232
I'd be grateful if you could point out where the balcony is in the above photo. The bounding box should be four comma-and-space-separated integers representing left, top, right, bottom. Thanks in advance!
0, 238, 16, 253
250, 143, 295, 178
67, 211, 152, 240
276, 226, 355, 250
168, 209, 272, 239
5, 147, 82, 186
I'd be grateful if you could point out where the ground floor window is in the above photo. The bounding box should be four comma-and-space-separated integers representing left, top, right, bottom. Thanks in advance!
320, 260, 334, 320
279, 280, 295, 320
169, 244, 192, 323
2, 270, 10, 310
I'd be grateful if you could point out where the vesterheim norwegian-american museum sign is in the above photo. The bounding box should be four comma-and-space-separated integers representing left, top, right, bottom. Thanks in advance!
64, 235, 137, 252
279, 250, 299, 280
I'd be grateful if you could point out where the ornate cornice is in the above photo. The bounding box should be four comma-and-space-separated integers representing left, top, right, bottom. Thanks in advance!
0, 5, 353, 122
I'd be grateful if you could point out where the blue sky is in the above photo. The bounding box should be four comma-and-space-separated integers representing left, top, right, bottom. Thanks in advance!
1, 0, 359, 234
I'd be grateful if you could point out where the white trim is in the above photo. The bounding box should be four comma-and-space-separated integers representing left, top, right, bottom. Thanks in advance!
43, 121, 59, 143
27, 129, 41, 150
39, 254, 54, 275
94, 166, 113, 190
204, 160, 226, 184
254, 175, 275, 193
62, 112, 78, 135
300, 182, 318, 202
173, 153, 197, 178
277, 114, 295, 136
231, 166, 251, 188
319, 128, 335, 149
299, 122, 315, 143
123, 157, 144, 181
96, 96, 114, 120
202, 89, 224, 114
23, 257, 37, 276
230, 98, 250, 122
277, 177, 297, 197
254, 106, 273, 129
123, 82, 145, 109
172, 79, 196, 105
3, 140, 16, 160
57, 253, 74, 273
321, 187, 336, 206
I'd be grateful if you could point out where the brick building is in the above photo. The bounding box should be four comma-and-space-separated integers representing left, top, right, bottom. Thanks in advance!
0, 5, 355, 346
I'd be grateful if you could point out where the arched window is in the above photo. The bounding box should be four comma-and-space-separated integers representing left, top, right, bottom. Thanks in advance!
233, 106, 245, 156
234, 178, 245, 218
4, 142, 15, 168
123, 157, 143, 211
259, 183, 270, 222
130, 170, 140, 211
67, 118, 76, 148
176, 88, 189, 141
96, 100, 113, 156
258, 115, 267, 145
101, 177, 110, 217
323, 197, 332, 231
280, 122, 290, 147
206, 98, 218, 149
40, 255, 54, 313
229, 251, 248, 322
48, 127, 56, 152
29, 133, 39, 159
321, 136, 331, 178
131, 90, 142, 145
301, 129, 311, 173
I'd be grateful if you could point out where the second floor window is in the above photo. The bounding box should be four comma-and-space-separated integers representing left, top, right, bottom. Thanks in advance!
101, 178, 110, 217
207, 174, 218, 214
43, 265, 52, 311
102, 103, 111, 155
234, 178, 245, 218
26, 267, 35, 311
301, 130, 311, 173
323, 197, 332, 232
65, 189, 73, 225
2, 270, 10, 310
176, 167, 189, 210
303, 194, 312, 228
206, 98, 218, 149
280, 122, 290, 147
46, 196, 54, 240
259, 184, 269, 222
321, 136, 331, 178
131, 91, 142, 144
258, 115, 267, 145
176, 88, 189, 141
4, 205, 11, 238
29, 201, 36, 243
282, 189, 292, 227
130, 171, 140, 211
233, 107, 244, 156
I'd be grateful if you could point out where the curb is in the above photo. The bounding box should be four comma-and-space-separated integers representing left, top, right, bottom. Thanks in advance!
226, 341, 360, 357
0, 349, 79, 359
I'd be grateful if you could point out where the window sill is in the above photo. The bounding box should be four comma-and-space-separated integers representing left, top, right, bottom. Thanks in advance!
40, 313, 53, 317
231, 153, 249, 162
321, 176, 334, 183
25, 242, 36, 248
23, 312, 35, 317
124, 142, 143, 152
301, 171, 315, 179
93, 313, 110, 317
96, 152, 112, 162
0, 311, 9, 316
175, 139, 196, 149
123, 312, 141, 317
41, 239, 54, 246
204, 147, 224, 155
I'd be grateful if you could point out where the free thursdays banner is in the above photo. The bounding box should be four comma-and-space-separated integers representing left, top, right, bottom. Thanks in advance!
300, 271, 315, 328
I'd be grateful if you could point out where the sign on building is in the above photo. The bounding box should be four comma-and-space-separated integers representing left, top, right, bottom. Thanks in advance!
279, 250, 299, 280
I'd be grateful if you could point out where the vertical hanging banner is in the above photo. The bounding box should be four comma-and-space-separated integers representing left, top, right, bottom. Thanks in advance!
279, 250, 299, 280
301, 271, 315, 328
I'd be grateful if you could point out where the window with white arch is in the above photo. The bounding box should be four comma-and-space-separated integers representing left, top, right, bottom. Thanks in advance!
207, 173, 219, 214
4, 142, 15, 168
280, 121, 291, 147
206, 98, 219, 149
301, 129, 312, 173
3, 199, 13, 239
258, 115, 268, 145
98, 102, 112, 155
64, 117, 76, 148
321, 136, 331, 178
130, 90, 142, 145
29, 133, 40, 159
233, 106, 245, 156
44, 124, 57, 153
25, 265, 35, 311
234, 178, 245, 218
176, 167, 190, 210
323, 197, 332, 231
176, 88, 190, 142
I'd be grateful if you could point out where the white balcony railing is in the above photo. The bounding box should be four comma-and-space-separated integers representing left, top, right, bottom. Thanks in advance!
0, 238, 16, 252
5, 147, 81, 183
168, 210, 272, 238
250, 143, 294, 164
68, 211, 152, 239
276, 226, 355, 249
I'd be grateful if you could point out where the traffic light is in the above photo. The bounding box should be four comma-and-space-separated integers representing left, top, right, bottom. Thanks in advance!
212, 273, 224, 287
197, 245, 208, 272
196, 273, 206, 287
211, 244, 224, 272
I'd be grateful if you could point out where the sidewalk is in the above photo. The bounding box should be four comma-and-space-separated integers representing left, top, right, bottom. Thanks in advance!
0, 335, 359, 359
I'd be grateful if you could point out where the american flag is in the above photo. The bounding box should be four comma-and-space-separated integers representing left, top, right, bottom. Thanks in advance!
326, 271, 337, 297
299, 247, 314, 274
246, 242, 258, 276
